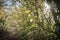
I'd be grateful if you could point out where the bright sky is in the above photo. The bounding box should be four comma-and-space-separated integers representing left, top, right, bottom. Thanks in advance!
3, 0, 21, 15
4, 0, 20, 8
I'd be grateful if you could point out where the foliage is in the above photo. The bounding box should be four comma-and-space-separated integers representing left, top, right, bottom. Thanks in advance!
0, 0, 59, 40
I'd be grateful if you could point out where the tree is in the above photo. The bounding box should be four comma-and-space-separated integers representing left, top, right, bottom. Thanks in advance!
0, 0, 59, 40
47, 0, 60, 38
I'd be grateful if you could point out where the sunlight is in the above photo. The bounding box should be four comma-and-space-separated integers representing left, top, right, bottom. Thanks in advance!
44, 2, 50, 10
44, 2, 51, 13
43, 2, 51, 18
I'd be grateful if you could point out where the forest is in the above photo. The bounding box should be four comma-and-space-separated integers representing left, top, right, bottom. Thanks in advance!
0, 0, 60, 40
